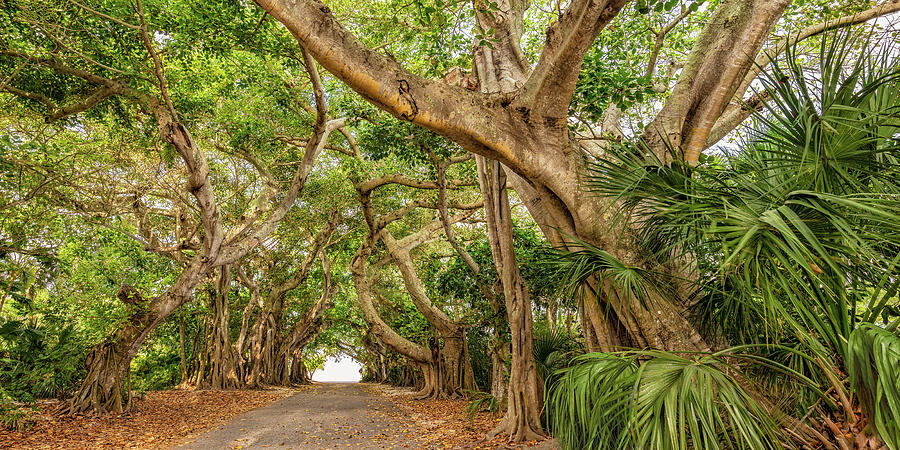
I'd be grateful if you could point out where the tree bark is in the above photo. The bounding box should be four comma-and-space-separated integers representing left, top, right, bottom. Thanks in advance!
381, 230, 473, 398
254, 0, 808, 361
489, 340, 509, 410
199, 266, 241, 389
178, 314, 188, 385
255, 1, 897, 442
64, 255, 211, 414
477, 157, 544, 441
351, 233, 434, 375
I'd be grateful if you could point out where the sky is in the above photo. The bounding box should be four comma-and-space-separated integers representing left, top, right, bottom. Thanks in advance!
311, 355, 363, 383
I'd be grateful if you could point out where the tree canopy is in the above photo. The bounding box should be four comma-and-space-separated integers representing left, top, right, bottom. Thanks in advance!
2, 0, 900, 448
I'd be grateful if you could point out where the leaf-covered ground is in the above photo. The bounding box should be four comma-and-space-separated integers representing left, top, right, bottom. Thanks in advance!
2, 384, 556, 449
368, 385, 556, 449
0, 388, 297, 449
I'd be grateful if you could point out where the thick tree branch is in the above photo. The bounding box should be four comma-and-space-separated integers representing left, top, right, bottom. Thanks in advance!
471, 0, 530, 94
705, 90, 770, 145
706, 1, 900, 146
519, 0, 628, 117
357, 173, 476, 194
351, 233, 432, 364
254, 0, 518, 165
643, 0, 792, 164
382, 226, 463, 337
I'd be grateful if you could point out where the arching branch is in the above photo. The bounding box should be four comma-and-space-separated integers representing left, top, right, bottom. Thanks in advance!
253, 0, 518, 165
519, 0, 629, 117
706, 1, 900, 146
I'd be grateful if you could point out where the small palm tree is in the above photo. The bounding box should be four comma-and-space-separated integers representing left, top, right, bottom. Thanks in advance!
546, 30, 900, 450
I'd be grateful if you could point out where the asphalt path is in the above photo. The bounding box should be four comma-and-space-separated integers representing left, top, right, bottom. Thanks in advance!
177, 383, 419, 449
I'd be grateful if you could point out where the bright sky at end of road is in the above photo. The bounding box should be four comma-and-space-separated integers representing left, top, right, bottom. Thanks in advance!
312, 355, 363, 383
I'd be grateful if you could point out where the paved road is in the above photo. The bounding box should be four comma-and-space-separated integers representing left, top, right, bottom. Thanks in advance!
177, 383, 419, 449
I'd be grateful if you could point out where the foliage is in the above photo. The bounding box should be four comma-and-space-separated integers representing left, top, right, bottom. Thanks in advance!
0, 387, 35, 431
547, 30, 900, 447
463, 390, 498, 420
546, 351, 781, 450
1, 0, 898, 446
531, 329, 582, 380
0, 319, 85, 402
130, 324, 183, 392
847, 324, 900, 449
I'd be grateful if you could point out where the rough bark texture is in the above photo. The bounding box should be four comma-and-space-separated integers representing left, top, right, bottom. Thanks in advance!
197, 266, 240, 389
643, 0, 792, 164
477, 157, 544, 441
489, 340, 510, 410
258, 0, 783, 383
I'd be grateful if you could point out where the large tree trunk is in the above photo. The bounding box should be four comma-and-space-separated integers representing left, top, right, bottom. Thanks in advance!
257, 0, 795, 362
65, 259, 210, 414
288, 347, 310, 384
246, 303, 283, 387
65, 314, 150, 414
199, 266, 241, 389
188, 311, 206, 386
477, 157, 544, 441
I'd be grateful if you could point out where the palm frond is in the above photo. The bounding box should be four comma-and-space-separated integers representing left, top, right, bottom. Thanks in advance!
545, 234, 673, 311
533, 329, 583, 380
546, 350, 783, 450
545, 353, 638, 449
847, 324, 900, 450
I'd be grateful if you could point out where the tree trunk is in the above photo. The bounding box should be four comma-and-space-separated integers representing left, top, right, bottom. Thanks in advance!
246, 306, 281, 387
383, 231, 472, 398
477, 157, 544, 441
65, 259, 209, 414
417, 360, 440, 399
65, 324, 141, 414
199, 266, 241, 389
378, 349, 387, 383
188, 310, 206, 386
350, 233, 434, 382
288, 346, 310, 384
439, 333, 474, 398
489, 341, 509, 410
178, 314, 188, 385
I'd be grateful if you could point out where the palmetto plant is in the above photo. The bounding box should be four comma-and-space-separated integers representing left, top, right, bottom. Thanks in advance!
545, 30, 900, 449
532, 328, 584, 380
546, 351, 783, 450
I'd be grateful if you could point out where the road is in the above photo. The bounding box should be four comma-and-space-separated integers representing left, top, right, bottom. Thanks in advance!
177, 383, 420, 449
